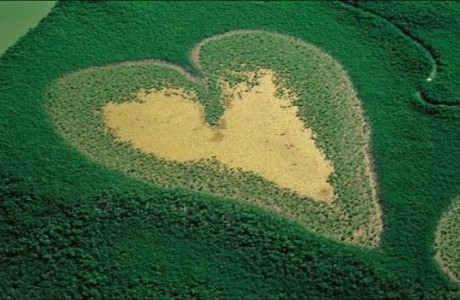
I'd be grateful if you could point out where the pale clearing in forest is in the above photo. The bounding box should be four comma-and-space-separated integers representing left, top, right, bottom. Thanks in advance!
104, 70, 335, 202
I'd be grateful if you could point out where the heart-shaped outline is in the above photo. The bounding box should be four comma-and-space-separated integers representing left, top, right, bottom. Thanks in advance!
46, 30, 383, 248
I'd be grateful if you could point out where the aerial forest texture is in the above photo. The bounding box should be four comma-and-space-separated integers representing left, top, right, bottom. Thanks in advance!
0, 1, 459, 299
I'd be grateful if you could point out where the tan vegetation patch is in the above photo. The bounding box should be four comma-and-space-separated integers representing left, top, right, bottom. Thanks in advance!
104, 69, 335, 202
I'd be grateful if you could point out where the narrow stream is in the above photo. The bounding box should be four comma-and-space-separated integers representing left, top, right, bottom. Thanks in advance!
339, 2, 460, 108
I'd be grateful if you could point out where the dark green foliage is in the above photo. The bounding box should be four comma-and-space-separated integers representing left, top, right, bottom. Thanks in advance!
344, 0, 460, 107
0, 174, 452, 299
1, 1, 460, 298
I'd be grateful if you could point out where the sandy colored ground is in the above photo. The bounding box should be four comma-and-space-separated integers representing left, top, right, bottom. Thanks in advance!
104, 69, 335, 202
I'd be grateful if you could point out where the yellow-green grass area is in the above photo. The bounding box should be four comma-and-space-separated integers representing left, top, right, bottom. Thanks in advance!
435, 196, 460, 283
0, 1, 56, 56
46, 31, 382, 248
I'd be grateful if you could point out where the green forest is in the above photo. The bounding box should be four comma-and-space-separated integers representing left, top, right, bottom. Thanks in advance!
1, 1, 459, 298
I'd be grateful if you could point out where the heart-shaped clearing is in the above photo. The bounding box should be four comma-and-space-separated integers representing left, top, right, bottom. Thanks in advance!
46, 30, 382, 247
104, 70, 334, 202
